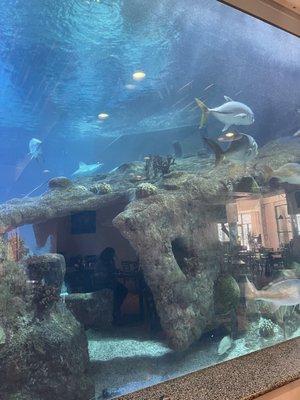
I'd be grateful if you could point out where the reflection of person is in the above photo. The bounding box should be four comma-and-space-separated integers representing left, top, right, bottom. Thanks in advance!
95, 247, 128, 324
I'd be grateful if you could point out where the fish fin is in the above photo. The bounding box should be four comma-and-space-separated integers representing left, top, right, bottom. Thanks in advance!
222, 124, 231, 132
244, 277, 258, 301
203, 137, 224, 166
79, 162, 86, 167
233, 113, 247, 119
224, 95, 233, 102
195, 98, 210, 128
262, 165, 274, 181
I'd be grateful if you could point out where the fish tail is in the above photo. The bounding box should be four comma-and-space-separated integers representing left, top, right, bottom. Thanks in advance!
244, 277, 258, 301
203, 137, 224, 166
195, 98, 210, 128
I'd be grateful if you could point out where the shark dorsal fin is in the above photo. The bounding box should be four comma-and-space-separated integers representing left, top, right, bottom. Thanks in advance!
224, 95, 233, 102
79, 162, 86, 168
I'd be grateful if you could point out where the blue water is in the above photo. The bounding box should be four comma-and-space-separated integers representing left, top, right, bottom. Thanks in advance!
0, 0, 299, 201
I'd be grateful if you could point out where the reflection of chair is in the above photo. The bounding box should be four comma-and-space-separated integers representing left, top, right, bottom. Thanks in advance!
265, 251, 284, 277
65, 255, 97, 293
116, 262, 160, 330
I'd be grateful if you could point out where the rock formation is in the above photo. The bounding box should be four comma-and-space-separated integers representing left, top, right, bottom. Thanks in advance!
0, 137, 299, 350
66, 290, 113, 329
0, 253, 94, 400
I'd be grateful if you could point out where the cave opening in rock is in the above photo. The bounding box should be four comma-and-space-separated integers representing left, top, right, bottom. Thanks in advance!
171, 237, 191, 276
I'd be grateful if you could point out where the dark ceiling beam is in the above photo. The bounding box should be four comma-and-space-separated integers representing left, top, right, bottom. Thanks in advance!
219, 0, 300, 36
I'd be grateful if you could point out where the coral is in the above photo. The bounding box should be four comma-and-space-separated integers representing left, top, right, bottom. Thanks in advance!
0, 260, 30, 325
0, 325, 6, 346
144, 155, 175, 179
26, 254, 66, 318
0, 254, 93, 400
214, 275, 241, 315
90, 182, 112, 195
258, 318, 276, 338
32, 283, 60, 318
135, 183, 158, 199
0, 236, 13, 264
7, 232, 29, 262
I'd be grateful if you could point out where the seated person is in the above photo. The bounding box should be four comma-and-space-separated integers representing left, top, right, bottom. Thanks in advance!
95, 247, 128, 324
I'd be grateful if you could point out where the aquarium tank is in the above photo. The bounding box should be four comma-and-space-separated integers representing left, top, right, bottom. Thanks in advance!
0, 0, 299, 399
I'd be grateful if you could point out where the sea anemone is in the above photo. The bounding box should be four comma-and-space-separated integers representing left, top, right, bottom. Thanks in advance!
135, 183, 157, 199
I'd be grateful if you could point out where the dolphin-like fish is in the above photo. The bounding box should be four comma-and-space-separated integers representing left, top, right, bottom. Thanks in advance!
204, 133, 258, 165
195, 96, 255, 132
245, 277, 300, 311
72, 161, 103, 178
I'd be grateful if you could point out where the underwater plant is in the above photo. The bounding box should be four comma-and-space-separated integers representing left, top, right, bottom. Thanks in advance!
135, 183, 158, 199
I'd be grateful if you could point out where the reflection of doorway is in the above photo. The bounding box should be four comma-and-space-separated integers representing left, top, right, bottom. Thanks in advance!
275, 204, 293, 246
238, 213, 252, 249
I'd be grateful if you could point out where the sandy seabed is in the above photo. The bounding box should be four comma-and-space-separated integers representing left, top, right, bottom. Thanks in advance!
87, 323, 299, 400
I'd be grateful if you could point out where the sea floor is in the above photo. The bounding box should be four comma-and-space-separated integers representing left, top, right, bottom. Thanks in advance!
86, 321, 297, 400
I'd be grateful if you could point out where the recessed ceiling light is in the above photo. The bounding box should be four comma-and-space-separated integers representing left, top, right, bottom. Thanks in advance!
132, 71, 146, 81
98, 113, 109, 120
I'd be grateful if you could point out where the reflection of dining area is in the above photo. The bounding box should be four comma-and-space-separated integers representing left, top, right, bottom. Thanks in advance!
220, 190, 299, 284
223, 246, 291, 284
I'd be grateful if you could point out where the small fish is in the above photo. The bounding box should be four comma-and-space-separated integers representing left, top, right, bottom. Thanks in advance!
264, 163, 300, 185
245, 277, 300, 311
293, 129, 300, 137
72, 161, 103, 178
217, 335, 233, 355
43, 169, 50, 174
29, 138, 43, 161
195, 95, 255, 132
204, 133, 258, 165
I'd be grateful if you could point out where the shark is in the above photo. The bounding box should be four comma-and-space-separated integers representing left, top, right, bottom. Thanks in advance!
72, 161, 103, 178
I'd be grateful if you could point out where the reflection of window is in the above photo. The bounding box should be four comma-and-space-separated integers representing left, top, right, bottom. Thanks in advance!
71, 211, 96, 234
275, 204, 293, 246
217, 223, 229, 242
238, 213, 252, 249
295, 191, 300, 208
296, 214, 300, 234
